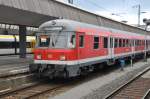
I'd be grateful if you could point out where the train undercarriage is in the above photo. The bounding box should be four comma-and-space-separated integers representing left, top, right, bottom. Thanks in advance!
29, 52, 150, 79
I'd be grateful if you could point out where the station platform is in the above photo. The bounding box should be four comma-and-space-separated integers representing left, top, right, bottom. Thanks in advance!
0, 55, 33, 77
51, 59, 150, 99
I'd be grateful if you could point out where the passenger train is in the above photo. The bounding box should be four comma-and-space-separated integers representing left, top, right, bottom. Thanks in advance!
0, 35, 35, 55
29, 19, 150, 78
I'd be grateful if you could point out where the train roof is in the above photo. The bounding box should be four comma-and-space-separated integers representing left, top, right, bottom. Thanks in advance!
39, 19, 108, 31
39, 19, 147, 38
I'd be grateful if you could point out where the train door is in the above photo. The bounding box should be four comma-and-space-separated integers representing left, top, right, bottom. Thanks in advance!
108, 36, 114, 59
77, 32, 86, 60
131, 39, 135, 54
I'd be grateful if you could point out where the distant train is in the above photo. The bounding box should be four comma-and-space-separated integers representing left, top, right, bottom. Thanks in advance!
0, 35, 35, 55
29, 19, 150, 78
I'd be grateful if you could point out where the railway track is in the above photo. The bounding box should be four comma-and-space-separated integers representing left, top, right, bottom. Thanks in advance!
0, 79, 68, 99
0, 59, 149, 99
142, 89, 150, 99
104, 66, 150, 99
0, 64, 119, 99
0, 69, 29, 78
0, 73, 39, 96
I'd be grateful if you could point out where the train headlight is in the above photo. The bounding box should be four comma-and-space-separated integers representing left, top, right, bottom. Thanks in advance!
37, 54, 41, 60
48, 54, 52, 58
60, 55, 66, 61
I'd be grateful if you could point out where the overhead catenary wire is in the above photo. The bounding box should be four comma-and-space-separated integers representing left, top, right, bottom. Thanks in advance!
84, 0, 112, 13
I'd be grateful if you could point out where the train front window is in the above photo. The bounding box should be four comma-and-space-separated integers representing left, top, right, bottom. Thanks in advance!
50, 32, 75, 48
51, 33, 68, 48
38, 35, 50, 47
37, 32, 75, 48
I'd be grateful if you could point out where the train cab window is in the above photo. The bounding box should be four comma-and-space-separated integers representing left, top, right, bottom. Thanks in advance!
93, 36, 99, 49
79, 35, 84, 47
103, 37, 108, 48
115, 38, 118, 48
68, 35, 75, 48
38, 35, 50, 47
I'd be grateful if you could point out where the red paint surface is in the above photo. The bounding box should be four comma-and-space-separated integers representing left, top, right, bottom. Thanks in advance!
34, 27, 146, 61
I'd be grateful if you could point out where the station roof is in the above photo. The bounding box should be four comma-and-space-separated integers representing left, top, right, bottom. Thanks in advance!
0, 0, 148, 34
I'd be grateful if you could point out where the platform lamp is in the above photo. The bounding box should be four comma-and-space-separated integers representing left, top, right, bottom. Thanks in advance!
143, 18, 150, 62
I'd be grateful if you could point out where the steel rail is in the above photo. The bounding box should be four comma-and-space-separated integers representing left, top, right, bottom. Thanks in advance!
104, 65, 150, 99
142, 89, 150, 99
24, 84, 66, 99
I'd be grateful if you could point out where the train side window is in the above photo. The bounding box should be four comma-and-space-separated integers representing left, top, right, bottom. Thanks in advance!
119, 39, 122, 47
26, 42, 31, 48
110, 38, 113, 48
135, 40, 136, 46
135, 40, 137, 46
138, 40, 140, 46
0, 42, 13, 48
79, 35, 84, 47
129, 40, 131, 47
126, 39, 129, 47
93, 36, 99, 49
132, 40, 135, 46
129, 40, 132, 47
123, 39, 125, 47
103, 37, 108, 48
146, 40, 148, 47
114, 38, 118, 48
140, 40, 142, 46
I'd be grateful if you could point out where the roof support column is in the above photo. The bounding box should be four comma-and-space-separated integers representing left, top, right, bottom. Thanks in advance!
19, 25, 26, 58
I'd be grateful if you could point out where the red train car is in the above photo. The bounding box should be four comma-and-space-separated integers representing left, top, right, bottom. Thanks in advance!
29, 19, 150, 78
